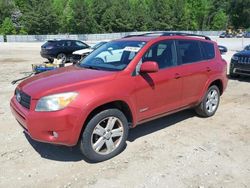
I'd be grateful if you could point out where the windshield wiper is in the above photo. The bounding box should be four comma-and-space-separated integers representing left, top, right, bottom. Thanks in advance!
81, 65, 101, 70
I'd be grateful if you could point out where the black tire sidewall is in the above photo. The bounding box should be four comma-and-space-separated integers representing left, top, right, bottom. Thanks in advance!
80, 109, 129, 162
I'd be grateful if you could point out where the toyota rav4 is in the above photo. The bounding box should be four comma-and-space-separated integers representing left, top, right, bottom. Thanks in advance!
10, 32, 228, 162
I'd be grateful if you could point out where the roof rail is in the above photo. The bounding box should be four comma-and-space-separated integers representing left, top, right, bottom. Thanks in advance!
123, 32, 154, 38
161, 32, 211, 40
124, 32, 211, 40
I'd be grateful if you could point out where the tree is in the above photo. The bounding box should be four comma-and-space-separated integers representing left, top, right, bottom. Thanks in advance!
71, 0, 97, 34
229, 0, 250, 29
211, 10, 227, 30
130, 0, 150, 31
22, 0, 58, 34
0, 0, 15, 25
101, 0, 133, 32
147, 0, 173, 30
0, 17, 16, 35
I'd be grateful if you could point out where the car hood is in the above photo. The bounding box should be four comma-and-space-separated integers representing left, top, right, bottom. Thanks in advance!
73, 48, 93, 55
18, 65, 117, 99
235, 50, 250, 56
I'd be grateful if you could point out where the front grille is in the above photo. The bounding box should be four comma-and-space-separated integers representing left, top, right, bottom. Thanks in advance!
235, 69, 250, 75
238, 56, 250, 64
15, 89, 31, 109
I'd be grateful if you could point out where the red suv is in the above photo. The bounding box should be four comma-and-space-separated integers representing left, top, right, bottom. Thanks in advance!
10, 32, 228, 162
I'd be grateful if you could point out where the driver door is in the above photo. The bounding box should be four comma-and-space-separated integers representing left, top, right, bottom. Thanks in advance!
134, 40, 183, 122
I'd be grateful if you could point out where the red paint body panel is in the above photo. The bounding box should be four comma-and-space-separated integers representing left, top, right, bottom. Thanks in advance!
10, 35, 228, 146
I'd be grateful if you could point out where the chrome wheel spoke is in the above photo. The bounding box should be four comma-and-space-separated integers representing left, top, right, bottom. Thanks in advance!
208, 103, 213, 111
105, 139, 115, 153
93, 124, 105, 136
106, 117, 117, 130
206, 89, 219, 113
91, 116, 124, 155
211, 91, 216, 98
93, 137, 105, 152
111, 127, 123, 137
211, 98, 218, 105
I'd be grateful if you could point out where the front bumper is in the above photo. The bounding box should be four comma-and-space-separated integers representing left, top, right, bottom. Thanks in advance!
230, 60, 250, 76
10, 97, 84, 146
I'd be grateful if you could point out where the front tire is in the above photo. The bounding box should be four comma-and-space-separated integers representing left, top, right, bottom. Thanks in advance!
80, 109, 129, 162
195, 85, 220, 117
47, 58, 54, 63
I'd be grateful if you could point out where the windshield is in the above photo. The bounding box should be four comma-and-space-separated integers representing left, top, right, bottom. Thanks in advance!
79, 41, 146, 71
92, 42, 107, 50
244, 45, 250, 51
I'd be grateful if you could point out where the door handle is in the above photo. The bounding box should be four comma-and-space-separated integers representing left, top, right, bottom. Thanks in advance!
206, 67, 211, 72
175, 73, 181, 79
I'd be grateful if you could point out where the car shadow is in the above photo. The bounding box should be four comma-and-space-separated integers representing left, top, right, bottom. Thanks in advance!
24, 133, 85, 162
24, 109, 195, 163
128, 109, 195, 142
228, 75, 250, 83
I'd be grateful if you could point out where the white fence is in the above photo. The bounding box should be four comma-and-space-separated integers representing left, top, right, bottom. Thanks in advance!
0, 35, 4, 42
6, 31, 223, 42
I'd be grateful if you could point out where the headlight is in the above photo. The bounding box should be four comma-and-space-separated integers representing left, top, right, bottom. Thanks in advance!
231, 55, 239, 61
35, 92, 78, 112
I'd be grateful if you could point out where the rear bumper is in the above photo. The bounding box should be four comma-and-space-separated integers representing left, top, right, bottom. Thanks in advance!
40, 51, 56, 59
10, 97, 84, 146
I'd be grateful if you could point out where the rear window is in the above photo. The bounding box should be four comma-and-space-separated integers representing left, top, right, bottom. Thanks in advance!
201, 42, 215, 60
177, 40, 202, 64
44, 41, 64, 47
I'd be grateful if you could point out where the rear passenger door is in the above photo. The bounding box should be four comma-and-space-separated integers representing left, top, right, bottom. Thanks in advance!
64, 40, 74, 55
176, 40, 215, 106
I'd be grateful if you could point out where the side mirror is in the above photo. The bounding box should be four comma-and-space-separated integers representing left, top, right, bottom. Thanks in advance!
218, 45, 228, 55
140, 61, 159, 73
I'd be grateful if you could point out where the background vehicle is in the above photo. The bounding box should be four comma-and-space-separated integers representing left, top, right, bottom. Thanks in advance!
11, 32, 228, 162
244, 32, 250, 38
230, 44, 250, 77
40, 39, 90, 63
70, 41, 107, 63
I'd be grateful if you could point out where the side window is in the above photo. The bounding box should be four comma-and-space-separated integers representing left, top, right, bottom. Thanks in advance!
177, 40, 202, 64
56, 41, 64, 47
201, 42, 215, 60
142, 40, 176, 69
66, 41, 72, 47
75, 41, 87, 48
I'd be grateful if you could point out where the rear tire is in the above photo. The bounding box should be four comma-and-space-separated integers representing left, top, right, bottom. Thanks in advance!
80, 109, 129, 162
195, 85, 220, 117
57, 53, 67, 64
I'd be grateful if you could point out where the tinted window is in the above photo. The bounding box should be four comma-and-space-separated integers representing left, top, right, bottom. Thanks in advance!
201, 42, 215, 60
178, 40, 202, 64
244, 45, 250, 51
142, 40, 176, 69
65, 41, 72, 47
75, 41, 87, 47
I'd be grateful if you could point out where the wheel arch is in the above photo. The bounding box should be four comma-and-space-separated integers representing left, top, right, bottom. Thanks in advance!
198, 78, 224, 104
208, 79, 223, 95
77, 100, 134, 143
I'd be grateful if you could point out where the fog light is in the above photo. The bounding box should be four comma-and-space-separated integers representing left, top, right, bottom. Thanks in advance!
52, 131, 58, 138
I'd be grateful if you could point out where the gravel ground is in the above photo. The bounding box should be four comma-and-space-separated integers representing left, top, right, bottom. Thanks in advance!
0, 39, 249, 188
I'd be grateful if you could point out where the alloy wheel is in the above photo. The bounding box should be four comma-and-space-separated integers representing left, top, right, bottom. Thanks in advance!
91, 116, 124, 155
